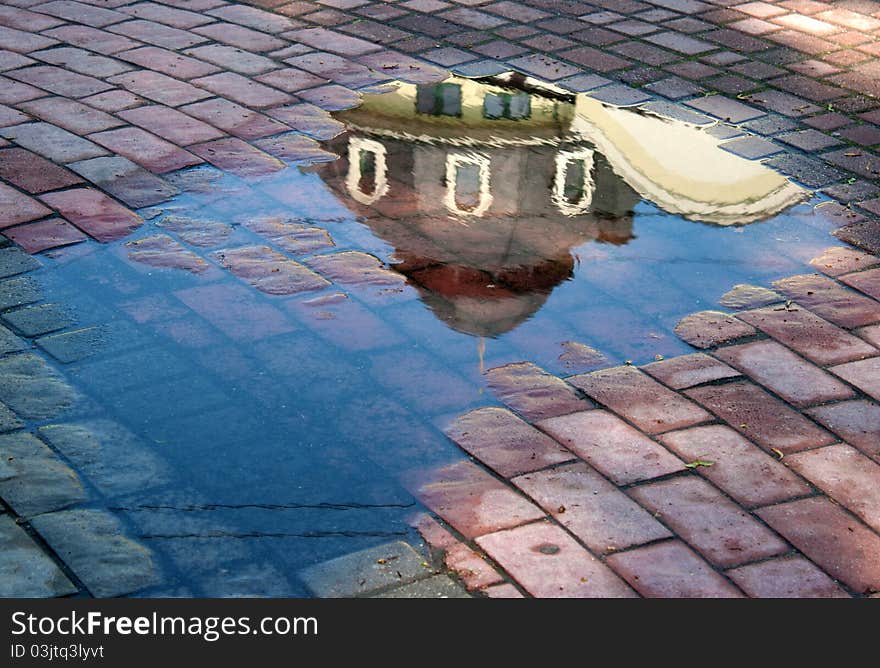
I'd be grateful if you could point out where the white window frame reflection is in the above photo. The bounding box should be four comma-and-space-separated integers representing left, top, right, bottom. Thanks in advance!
346, 137, 389, 205
444, 152, 493, 218
552, 149, 596, 216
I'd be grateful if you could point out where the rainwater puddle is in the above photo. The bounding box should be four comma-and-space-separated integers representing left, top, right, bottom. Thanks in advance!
7, 74, 843, 596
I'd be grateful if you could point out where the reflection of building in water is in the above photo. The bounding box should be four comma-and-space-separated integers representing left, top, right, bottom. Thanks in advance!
310, 75, 805, 337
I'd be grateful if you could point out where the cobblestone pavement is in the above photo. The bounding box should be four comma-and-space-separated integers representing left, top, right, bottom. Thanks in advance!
0, 0, 880, 598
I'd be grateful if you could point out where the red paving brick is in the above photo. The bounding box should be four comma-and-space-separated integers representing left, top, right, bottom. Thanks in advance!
537, 410, 685, 485
107, 70, 212, 106
88, 126, 202, 173
673, 310, 758, 349
189, 137, 286, 178
39, 188, 142, 242
829, 356, 880, 401
0, 182, 51, 229
404, 460, 545, 540
568, 366, 712, 434
758, 497, 880, 594
3, 218, 87, 254
805, 400, 880, 463
191, 71, 293, 108
628, 476, 789, 568
606, 540, 744, 598
641, 353, 741, 390
773, 274, 880, 329
17, 97, 124, 135
442, 542, 504, 591
0, 147, 82, 193
737, 303, 879, 365
713, 340, 856, 407
444, 407, 574, 479
659, 424, 811, 508
117, 45, 220, 79
685, 380, 838, 454
512, 462, 672, 554
484, 362, 593, 422
726, 555, 850, 598
476, 521, 637, 598
179, 98, 290, 140
840, 267, 880, 302
117, 104, 225, 145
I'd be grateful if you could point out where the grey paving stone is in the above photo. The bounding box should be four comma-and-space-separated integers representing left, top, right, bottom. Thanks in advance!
641, 100, 714, 126
0, 401, 23, 433
0, 514, 77, 598
69, 156, 179, 209
450, 60, 509, 77
0, 431, 87, 516
36, 326, 104, 363
38, 420, 172, 498
834, 219, 880, 255
2, 303, 74, 337
720, 136, 784, 160
374, 574, 471, 598
765, 154, 846, 189
30, 509, 161, 598
705, 123, 748, 140
0, 323, 26, 355
0, 276, 42, 311
685, 95, 764, 123
557, 73, 611, 93
741, 114, 798, 135
587, 84, 652, 107
0, 247, 40, 279
0, 352, 89, 420
299, 540, 435, 597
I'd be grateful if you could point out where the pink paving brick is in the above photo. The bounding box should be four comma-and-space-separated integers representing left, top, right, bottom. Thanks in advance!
403, 459, 545, 540
757, 497, 880, 594
484, 361, 593, 421
628, 477, 788, 568
512, 461, 672, 553
4, 65, 113, 98
282, 27, 380, 56
108, 19, 207, 50
0, 5, 64, 31
119, 1, 215, 29
858, 324, 880, 349
88, 127, 202, 174
713, 340, 856, 408
0, 122, 107, 163
30, 45, 131, 78
810, 246, 880, 277
81, 90, 144, 113
210, 245, 329, 295
537, 410, 685, 485
788, 444, 880, 534
443, 407, 574, 478
206, 4, 300, 33
605, 540, 744, 598
188, 138, 286, 178
180, 98, 290, 140
443, 542, 504, 591
117, 105, 224, 146
32, 1, 130, 28
252, 133, 337, 163
39, 188, 142, 242
737, 304, 879, 365
475, 521, 637, 598
256, 67, 328, 92
659, 424, 811, 507
0, 182, 51, 229
185, 44, 281, 76
481, 583, 523, 598
117, 45, 220, 79
0, 24, 58, 54
773, 274, 880, 329
3, 218, 87, 254
568, 366, 712, 434
17, 97, 124, 134
726, 555, 850, 598
0, 147, 83, 193
126, 234, 209, 274
840, 267, 880, 302
42, 25, 140, 55
174, 282, 297, 342
830, 357, 880, 401
641, 353, 741, 390
806, 400, 880, 463
0, 103, 28, 128
193, 22, 288, 52
674, 310, 758, 349
191, 72, 293, 109
0, 75, 44, 105
685, 380, 836, 453
107, 70, 212, 106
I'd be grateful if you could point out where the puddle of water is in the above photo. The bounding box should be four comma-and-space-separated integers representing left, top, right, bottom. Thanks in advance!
5, 74, 843, 596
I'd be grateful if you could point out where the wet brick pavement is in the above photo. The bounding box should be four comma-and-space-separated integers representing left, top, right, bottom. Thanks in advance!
1, 0, 880, 597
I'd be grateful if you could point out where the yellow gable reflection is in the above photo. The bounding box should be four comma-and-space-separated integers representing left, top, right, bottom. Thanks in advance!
311, 74, 805, 337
